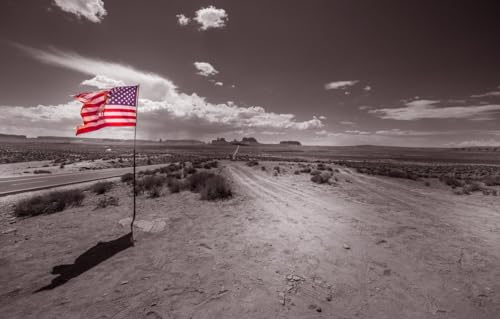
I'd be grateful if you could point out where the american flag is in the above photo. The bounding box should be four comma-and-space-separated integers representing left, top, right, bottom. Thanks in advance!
74, 85, 139, 135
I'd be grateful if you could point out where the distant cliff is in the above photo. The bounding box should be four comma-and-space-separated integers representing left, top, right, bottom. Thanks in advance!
280, 140, 301, 146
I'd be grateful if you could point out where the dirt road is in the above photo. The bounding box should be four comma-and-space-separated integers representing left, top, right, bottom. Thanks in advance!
0, 161, 498, 318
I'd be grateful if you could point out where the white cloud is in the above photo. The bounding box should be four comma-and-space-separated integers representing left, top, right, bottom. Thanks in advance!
358, 105, 372, 110
324, 80, 359, 90
176, 14, 190, 26
364, 85, 372, 91
340, 121, 355, 125
81, 75, 124, 89
194, 6, 228, 30
214, 81, 223, 86
319, 115, 327, 120
16, 44, 176, 101
370, 99, 500, 120
53, 0, 107, 23
7, 45, 324, 139
194, 61, 218, 77
471, 89, 500, 98
446, 139, 500, 147
345, 130, 371, 135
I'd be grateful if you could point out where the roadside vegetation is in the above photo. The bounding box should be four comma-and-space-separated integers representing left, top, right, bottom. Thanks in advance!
14, 189, 85, 217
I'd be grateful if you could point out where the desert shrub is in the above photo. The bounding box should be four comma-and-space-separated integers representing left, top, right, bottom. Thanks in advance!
310, 170, 321, 176
200, 175, 232, 201
185, 167, 197, 175
34, 170, 51, 174
424, 181, 431, 187
261, 166, 266, 171
463, 181, 482, 193
317, 163, 326, 171
59, 164, 65, 169
274, 166, 281, 173
294, 170, 300, 175
95, 196, 118, 209
167, 177, 186, 193
90, 181, 113, 195
148, 186, 162, 198
204, 161, 219, 169
14, 189, 85, 217
311, 171, 332, 184
440, 175, 464, 188
326, 167, 333, 172
187, 172, 215, 192
142, 175, 167, 191
246, 160, 259, 167
483, 175, 500, 186
159, 163, 181, 174
139, 169, 156, 176
334, 168, 340, 173
121, 173, 134, 183
387, 168, 407, 179
166, 171, 182, 179
300, 167, 312, 173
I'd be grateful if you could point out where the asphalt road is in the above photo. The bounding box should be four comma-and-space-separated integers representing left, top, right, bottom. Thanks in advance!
0, 164, 168, 196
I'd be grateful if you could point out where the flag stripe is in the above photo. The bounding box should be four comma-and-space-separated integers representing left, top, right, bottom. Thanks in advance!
76, 122, 136, 135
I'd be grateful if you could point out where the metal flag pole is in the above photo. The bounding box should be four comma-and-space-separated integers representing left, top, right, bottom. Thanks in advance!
130, 85, 140, 239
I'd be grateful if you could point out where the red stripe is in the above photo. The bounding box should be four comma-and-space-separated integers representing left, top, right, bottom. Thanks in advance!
83, 116, 136, 124
75, 91, 109, 104
76, 122, 136, 135
81, 109, 137, 116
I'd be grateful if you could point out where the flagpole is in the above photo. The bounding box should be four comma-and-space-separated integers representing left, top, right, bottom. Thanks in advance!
130, 85, 139, 239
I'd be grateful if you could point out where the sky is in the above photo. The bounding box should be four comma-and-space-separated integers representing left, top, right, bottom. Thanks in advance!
0, 0, 500, 147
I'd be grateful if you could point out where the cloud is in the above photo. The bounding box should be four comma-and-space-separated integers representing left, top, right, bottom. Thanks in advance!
7, 45, 324, 139
319, 115, 327, 120
53, 0, 107, 23
345, 130, 371, 135
194, 61, 218, 77
194, 6, 228, 30
370, 99, 500, 120
446, 139, 500, 147
340, 121, 355, 125
358, 105, 372, 110
81, 75, 124, 89
324, 80, 359, 90
364, 85, 372, 91
15, 44, 177, 101
176, 14, 190, 26
471, 87, 500, 98
214, 81, 223, 86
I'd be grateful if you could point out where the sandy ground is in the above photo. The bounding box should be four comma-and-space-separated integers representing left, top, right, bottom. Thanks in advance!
0, 161, 499, 318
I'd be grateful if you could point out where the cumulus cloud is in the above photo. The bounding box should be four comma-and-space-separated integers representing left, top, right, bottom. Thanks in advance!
176, 14, 190, 26
81, 75, 124, 89
53, 0, 107, 23
324, 80, 359, 90
214, 81, 223, 86
370, 99, 500, 120
446, 139, 500, 147
194, 61, 218, 77
7, 45, 324, 139
364, 85, 372, 91
194, 6, 228, 30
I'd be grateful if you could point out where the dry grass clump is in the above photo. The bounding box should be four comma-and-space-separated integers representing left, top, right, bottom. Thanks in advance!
203, 161, 219, 169
90, 181, 113, 195
311, 171, 333, 184
187, 172, 232, 200
246, 160, 259, 167
121, 172, 134, 184
95, 196, 119, 209
34, 170, 51, 174
14, 189, 85, 217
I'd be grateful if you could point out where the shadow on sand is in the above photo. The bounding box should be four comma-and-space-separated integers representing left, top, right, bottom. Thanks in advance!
35, 232, 134, 292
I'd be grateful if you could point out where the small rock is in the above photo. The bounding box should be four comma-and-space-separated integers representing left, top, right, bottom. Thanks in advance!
278, 292, 285, 305
376, 239, 387, 245
120, 281, 128, 285
316, 307, 322, 313
292, 275, 302, 281
286, 274, 293, 280
383, 269, 391, 276
343, 243, 351, 250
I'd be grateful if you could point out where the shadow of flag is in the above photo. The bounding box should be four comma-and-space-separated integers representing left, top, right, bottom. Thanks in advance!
35, 232, 133, 292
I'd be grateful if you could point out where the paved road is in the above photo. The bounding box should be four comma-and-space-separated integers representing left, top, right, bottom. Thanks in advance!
0, 164, 168, 196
